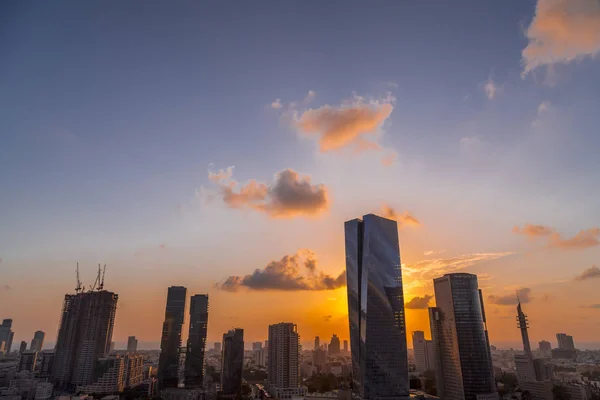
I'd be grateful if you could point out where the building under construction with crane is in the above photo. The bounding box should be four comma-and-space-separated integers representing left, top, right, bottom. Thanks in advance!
52, 263, 118, 390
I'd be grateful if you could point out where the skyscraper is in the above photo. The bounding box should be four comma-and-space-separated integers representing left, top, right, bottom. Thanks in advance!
221, 329, 244, 396
52, 290, 118, 388
158, 286, 187, 390
314, 336, 320, 350
18, 351, 38, 372
343, 340, 348, 353
412, 331, 435, 373
267, 323, 304, 399
538, 340, 551, 358
127, 336, 138, 352
185, 294, 209, 388
429, 273, 496, 400
252, 342, 263, 351
556, 333, 575, 350
30, 331, 45, 352
19, 341, 27, 354
0, 319, 14, 354
328, 334, 341, 355
40, 352, 55, 378
515, 301, 536, 383
345, 214, 409, 399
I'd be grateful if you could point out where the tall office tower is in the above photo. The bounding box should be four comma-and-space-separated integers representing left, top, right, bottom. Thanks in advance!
329, 334, 341, 355
19, 341, 27, 354
412, 331, 435, 373
127, 336, 138, 352
343, 340, 348, 353
185, 294, 209, 388
253, 348, 267, 367
214, 342, 221, 352
0, 319, 14, 354
124, 353, 145, 388
18, 351, 38, 372
252, 342, 263, 351
158, 286, 187, 390
40, 352, 55, 378
53, 290, 118, 389
429, 273, 496, 400
30, 331, 45, 352
221, 329, 244, 396
314, 336, 320, 350
267, 323, 303, 399
515, 301, 536, 383
556, 333, 575, 350
345, 214, 409, 400
538, 341, 552, 358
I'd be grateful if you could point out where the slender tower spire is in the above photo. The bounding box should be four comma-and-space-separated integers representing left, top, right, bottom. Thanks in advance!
516, 295, 532, 358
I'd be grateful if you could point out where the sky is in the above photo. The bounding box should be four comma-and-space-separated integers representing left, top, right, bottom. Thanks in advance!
1, 0, 600, 351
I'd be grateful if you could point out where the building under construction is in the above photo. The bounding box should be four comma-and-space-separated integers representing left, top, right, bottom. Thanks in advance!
52, 264, 118, 390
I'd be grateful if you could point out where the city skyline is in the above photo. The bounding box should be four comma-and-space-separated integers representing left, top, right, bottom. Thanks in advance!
2, 0, 600, 352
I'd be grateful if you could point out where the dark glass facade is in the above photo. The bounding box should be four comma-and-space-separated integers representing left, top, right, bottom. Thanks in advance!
221, 328, 244, 396
158, 286, 187, 390
345, 214, 409, 400
430, 274, 496, 400
184, 294, 209, 388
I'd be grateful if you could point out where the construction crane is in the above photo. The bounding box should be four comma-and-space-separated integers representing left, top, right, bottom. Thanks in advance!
98, 264, 106, 291
75, 262, 83, 293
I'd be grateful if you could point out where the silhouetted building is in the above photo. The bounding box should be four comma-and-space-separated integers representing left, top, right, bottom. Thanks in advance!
556, 333, 575, 350
538, 340, 551, 358
127, 336, 138, 352
18, 351, 38, 372
30, 331, 45, 353
214, 342, 221, 352
515, 301, 536, 384
221, 329, 244, 396
312, 348, 327, 372
124, 353, 144, 388
0, 319, 14, 354
52, 290, 118, 389
267, 323, 304, 399
19, 341, 27, 354
252, 342, 262, 351
345, 214, 409, 399
253, 348, 267, 367
77, 356, 125, 394
40, 352, 55, 378
413, 331, 435, 373
185, 294, 208, 388
343, 340, 348, 353
429, 273, 496, 400
314, 336, 320, 350
158, 286, 187, 390
328, 334, 341, 355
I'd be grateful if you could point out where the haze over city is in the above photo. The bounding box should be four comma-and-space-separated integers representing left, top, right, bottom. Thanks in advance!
2, 0, 600, 354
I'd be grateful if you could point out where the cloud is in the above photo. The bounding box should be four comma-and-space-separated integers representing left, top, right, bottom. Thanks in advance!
405, 294, 433, 309
381, 152, 398, 167
512, 223, 555, 238
215, 250, 346, 292
293, 93, 395, 154
380, 204, 420, 227
304, 90, 316, 105
483, 78, 500, 100
549, 228, 600, 250
207, 167, 329, 218
424, 249, 446, 256
538, 101, 551, 114
2, 285, 10, 291
522, 0, 600, 74
323, 315, 333, 322
488, 288, 532, 306
583, 304, 600, 309
402, 252, 514, 289
574, 265, 600, 281
271, 99, 283, 109
513, 224, 599, 250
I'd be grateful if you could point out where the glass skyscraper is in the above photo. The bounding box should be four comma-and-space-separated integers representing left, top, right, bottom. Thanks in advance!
429, 273, 497, 400
158, 286, 187, 390
184, 294, 209, 388
345, 214, 409, 400
221, 328, 244, 396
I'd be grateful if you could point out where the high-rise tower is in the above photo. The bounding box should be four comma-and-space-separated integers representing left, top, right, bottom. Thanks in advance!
267, 323, 303, 399
345, 214, 409, 399
30, 331, 45, 352
158, 286, 187, 390
221, 328, 244, 396
184, 294, 209, 388
429, 273, 496, 400
52, 290, 118, 388
0, 319, 14, 354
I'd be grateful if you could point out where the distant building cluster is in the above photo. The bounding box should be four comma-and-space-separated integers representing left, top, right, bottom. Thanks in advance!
2, 213, 600, 400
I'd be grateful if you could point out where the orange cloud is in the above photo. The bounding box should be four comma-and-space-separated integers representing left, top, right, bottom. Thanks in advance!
522, 0, 600, 74
215, 250, 345, 292
549, 228, 600, 250
405, 294, 433, 309
207, 167, 329, 218
512, 223, 555, 237
380, 204, 420, 227
488, 287, 532, 306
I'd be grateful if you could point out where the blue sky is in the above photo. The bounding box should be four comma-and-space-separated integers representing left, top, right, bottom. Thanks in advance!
1, 1, 600, 348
